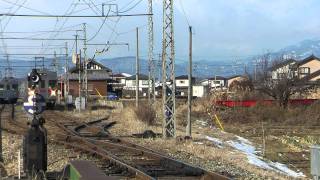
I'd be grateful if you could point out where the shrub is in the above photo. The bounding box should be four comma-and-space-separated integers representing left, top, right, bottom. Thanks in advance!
134, 103, 156, 125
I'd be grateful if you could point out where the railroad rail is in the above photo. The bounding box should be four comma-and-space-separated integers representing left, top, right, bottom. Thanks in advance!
0, 106, 229, 179
51, 116, 230, 179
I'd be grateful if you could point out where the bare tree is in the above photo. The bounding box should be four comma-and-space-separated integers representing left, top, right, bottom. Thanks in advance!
255, 55, 305, 108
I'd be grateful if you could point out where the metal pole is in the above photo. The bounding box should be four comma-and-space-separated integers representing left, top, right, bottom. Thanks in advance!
83, 23, 88, 107
0, 105, 2, 162
136, 27, 139, 108
148, 0, 155, 104
79, 50, 81, 113
53, 51, 57, 72
186, 26, 192, 137
65, 42, 69, 99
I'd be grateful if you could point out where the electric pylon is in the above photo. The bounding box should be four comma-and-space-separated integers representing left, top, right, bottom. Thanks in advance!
148, 0, 155, 103
162, 0, 176, 138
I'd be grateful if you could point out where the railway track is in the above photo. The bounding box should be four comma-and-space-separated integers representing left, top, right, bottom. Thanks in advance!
1, 107, 230, 179
44, 111, 230, 179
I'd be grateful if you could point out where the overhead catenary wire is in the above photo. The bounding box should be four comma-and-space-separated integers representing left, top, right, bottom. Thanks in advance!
0, 0, 52, 15
87, 5, 111, 41
0, 0, 28, 54
0, 13, 152, 18
178, 0, 191, 27
114, 0, 143, 14
39, 0, 77, 54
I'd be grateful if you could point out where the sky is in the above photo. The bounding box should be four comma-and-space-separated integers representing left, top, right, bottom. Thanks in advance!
0, 0, 320, 63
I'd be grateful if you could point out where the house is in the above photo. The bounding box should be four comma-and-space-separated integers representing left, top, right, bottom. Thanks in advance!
269, 59, 296, 80
123, 74, 151, 97
227, 75, 247, 87
175, 75, 196, 87
112, 73, 131, 85
199, 76, 226, 88
175, 75, 196, 97
192, 84, 209, 98
293, 55, 320, 79
62, 59, 112, 97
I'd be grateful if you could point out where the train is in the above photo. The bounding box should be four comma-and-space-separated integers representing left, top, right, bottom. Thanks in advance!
0, 77, 19, 104
27, 68, 58, 108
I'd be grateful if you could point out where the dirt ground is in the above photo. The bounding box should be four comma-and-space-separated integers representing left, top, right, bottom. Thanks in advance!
109, 101, 305, 179
1, 101, 311, 179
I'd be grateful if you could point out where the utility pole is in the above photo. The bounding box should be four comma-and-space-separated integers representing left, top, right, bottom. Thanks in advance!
83, 23, 88, 107
53, 50, 57, 72
4, 55, 12, 77
148, 0, 155, 104
162, 0, 176, 138
74, 33, 81, 113
136, 27, 139, 108
186, 26, 192, 137
0, 105, 2, 163
64, 42, 69, 100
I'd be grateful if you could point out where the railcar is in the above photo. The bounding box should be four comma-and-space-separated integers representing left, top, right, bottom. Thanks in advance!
28, 68, 58, 108
0, 77, 19, 104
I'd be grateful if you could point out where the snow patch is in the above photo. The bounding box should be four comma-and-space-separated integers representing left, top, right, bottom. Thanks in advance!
228, 136, 305, 178
205, 135, 305, 178
205, 136, 223, 148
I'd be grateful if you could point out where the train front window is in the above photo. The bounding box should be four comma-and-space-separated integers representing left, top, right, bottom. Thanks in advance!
12, 84, 18, 90
40, 80, 45, 88
0, 84, 4, 90
6, 84, 10, 90
49, 80, 57, 88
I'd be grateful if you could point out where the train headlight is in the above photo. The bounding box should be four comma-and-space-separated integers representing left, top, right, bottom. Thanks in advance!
29, 69, 41, 84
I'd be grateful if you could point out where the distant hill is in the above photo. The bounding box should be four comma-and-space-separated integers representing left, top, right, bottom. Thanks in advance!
3, 39, 320, 79
272, 39, 320, 59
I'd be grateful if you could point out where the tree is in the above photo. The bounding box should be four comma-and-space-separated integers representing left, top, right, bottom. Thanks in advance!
255, 55, 306, 108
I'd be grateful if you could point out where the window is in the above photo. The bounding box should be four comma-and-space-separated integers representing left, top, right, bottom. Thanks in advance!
0, 84, 4, 90
12, 84, 18, 90
142, 80, 149, 85
49, 80, 57, 88
40, 80, 45, 88
299, 67, 310, 74
132, 80, 136, 86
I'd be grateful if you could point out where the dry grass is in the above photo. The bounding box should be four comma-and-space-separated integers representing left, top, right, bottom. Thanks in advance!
134, 103, 156, 125
219, 101, 320, 126
111, 105, 162, 136
109, 100, 295, 179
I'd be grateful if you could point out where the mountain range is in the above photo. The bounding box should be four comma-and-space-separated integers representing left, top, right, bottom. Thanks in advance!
2, 39, 320, 79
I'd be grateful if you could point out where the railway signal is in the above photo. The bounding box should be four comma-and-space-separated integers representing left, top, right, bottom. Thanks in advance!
23, 69, 48, 177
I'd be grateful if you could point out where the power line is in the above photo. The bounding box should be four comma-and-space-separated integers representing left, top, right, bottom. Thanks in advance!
0, 37, 85, 40
87, 5, 111, 41
116, 0, 143, 13
0, 13, 152, 18
0, 29, 79, 34
0, 53, 67, 55
39, 0, 77, 54
0, 0, 52, 15
179, 0, 191, 26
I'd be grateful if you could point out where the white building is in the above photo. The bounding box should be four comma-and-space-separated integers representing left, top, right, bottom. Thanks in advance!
175, 75, 195, 88
269, 59, 296, 80
200, 76, 226, 88
192, 85, 209, 98
124, 74, 151, 91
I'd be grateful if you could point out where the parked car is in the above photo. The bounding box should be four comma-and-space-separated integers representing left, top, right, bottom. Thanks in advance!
107, 92, 119, 100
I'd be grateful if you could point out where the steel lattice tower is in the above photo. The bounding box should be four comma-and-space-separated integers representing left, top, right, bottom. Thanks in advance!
162, 0, 176, 138
148, 0, 155, 103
